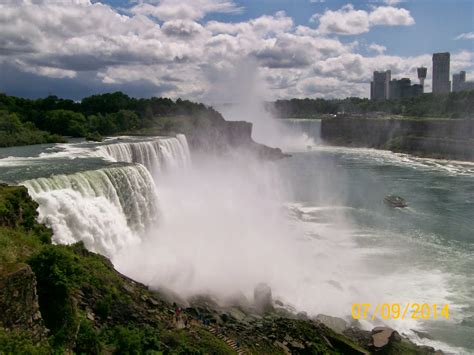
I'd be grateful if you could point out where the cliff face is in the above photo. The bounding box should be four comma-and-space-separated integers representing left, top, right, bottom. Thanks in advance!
321, 118, 474, 161
172, 114, 288, 160
0, 264, 48, 342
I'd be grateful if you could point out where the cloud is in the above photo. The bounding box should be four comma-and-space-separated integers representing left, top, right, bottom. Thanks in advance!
455, 32, 474, 40
368, 6, 414, 26
383, 0, 404, 5
0, 0, 471, 101
130, 0, 242, 21
313, 4, 414, 35
368, 43, 387, 54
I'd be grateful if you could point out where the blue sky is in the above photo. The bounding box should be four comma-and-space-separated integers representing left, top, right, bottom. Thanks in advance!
1, 0, 473, 100
101, 0, 474, 56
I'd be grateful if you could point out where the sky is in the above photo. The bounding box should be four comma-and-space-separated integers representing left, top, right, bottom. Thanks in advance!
0, 0, 473, 102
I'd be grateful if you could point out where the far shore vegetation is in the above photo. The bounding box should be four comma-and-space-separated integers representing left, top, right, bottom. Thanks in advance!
0, 90, 473, 147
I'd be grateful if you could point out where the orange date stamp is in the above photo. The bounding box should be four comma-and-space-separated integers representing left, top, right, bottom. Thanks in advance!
351, 303, 449, 320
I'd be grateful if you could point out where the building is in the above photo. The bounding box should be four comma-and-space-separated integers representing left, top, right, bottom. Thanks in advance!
432, 52, 450, 94
389, 78, 423, 99
452, 71, 474, 92
417, 67, 427, 92
370, 70, 391, 101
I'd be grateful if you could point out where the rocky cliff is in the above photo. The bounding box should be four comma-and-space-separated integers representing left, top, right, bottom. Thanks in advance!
166, 114, 289, 160
321, 117, 474, 161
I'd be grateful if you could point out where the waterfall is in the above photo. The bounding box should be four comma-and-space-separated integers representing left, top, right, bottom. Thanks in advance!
280, 119, 322, 146
23, 164, 158, 257
97, 134, 191, 174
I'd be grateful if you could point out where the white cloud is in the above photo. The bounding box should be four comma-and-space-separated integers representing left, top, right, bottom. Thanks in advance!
368, 6, 414, 26
455, 32, 474, 40
368, 43, 387, 54
314, 4, 414, 35
0, 0, 472, 101
383, 0, 404, 5
130, 0, 242, 21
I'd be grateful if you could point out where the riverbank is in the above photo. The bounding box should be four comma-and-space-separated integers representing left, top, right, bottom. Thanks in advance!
0, 184, 444, 354
320, 117, 474, 161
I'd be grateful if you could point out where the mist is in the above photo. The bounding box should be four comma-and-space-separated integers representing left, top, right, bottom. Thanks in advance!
113, 61, 453, 336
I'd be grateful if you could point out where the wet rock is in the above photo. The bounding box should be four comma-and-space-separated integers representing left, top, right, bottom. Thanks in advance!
371, 327, 401, 349
254, 283, 274, 313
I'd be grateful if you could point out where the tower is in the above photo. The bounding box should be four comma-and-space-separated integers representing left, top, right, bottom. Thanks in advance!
432, 52, 450, 94
370, 70, 391, 101
417, 67, 427, 92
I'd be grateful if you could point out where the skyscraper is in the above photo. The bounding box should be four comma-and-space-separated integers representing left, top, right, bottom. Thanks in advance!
452, 71, 466, 92
452, 71, 474, 92
370, 70, 391, 101
432, 52, 450, 94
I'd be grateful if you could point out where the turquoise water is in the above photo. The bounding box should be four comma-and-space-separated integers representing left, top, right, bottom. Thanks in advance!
276, 122, 474, 352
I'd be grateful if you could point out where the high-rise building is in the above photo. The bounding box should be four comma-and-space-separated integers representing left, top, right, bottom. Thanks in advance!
370, 70, 391, 101
389, 78, 423, 100
452, 71, 474, 92
432, 52, 450, 94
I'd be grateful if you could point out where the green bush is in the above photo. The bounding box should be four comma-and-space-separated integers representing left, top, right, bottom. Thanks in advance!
74, 320, 102, 355
28, 246, 85, 346
0, 329, 51, 354
110, 325, 161, 355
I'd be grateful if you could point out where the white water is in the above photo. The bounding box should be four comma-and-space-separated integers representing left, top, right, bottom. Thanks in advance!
19, 135, 191, 258
23, 164, 158, 257
97, 134, 191, 174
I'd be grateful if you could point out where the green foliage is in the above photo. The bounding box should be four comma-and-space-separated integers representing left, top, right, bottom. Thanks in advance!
0, 91, 224, 147
74, 320, 102, 355
108, 325, 162, 355
274, 90, 474, 118
0, 185, 37, 229
85, 131, 104, 142
0, 329, 51, 354
28, 246, 84, 346
0, 110, 65, 147
43, 110, 87, 137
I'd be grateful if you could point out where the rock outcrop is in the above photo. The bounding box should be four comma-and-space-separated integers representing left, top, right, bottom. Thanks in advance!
0, 264, 48, 343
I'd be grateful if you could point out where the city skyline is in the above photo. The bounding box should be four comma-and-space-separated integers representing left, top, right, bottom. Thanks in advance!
0, 0, 473, 102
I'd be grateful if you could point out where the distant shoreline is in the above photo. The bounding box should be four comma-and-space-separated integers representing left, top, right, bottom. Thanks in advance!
319, 116, 474, 162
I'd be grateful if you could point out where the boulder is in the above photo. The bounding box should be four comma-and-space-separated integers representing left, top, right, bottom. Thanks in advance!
371, 327, 401, 349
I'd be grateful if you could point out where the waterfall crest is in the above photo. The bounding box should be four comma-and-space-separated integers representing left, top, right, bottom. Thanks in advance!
98, 134, 191, 173
23, 164, 158, 257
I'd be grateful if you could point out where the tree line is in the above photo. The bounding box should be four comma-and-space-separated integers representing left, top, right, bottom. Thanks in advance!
272, 90, 474, 119
0, 92, 222, 147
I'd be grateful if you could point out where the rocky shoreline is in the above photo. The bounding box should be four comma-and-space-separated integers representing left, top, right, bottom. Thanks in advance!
0, 184, 444, 354
320, 117, 474, 162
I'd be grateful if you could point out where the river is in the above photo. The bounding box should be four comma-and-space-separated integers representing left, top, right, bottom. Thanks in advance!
0, 121, 473, 353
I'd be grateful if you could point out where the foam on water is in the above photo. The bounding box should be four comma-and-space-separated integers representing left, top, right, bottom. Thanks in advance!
97, 134, 191, 173
23, 164, 158, 257
312, 145, 474, 177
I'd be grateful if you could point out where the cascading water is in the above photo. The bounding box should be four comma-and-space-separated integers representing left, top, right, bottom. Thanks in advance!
20, 135, 192, 258
23, 164, 158, 257
97, 134, 191, 174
